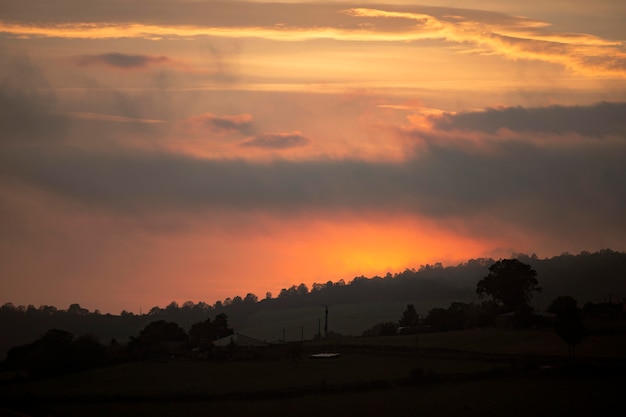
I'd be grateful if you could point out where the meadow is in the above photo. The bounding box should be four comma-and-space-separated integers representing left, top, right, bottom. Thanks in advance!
2, 326, 625, 416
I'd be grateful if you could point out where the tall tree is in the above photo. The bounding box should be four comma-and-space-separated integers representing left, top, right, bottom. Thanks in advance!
476, 259, 541, 311
548, 296, 587, 357
399, 304, 419, 327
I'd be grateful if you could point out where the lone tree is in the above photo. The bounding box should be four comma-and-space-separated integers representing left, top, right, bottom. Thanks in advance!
548, 296, 587, 357
476, 259, 541, 312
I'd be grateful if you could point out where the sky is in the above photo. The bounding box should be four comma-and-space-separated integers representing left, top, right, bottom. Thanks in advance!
1, 0, 625, 314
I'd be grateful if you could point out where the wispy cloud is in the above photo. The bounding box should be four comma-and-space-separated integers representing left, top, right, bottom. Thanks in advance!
2, 2, 624, 78
239, 132, 309, 150
184, 113, 253, 135
72, 53, 171, 69
67, 112, 168, 124
342, 7, 626, 77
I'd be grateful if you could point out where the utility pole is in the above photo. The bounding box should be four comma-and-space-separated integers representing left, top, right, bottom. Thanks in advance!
324, 305, 328, 339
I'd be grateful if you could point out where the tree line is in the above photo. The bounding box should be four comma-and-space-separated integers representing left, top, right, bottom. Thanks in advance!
3, 254, 625, 376
1, 249, 625, 360
2, 314, 235, 377
363, 258, 624, 356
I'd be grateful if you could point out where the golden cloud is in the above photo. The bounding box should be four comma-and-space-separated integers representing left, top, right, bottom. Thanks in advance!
1, 5, 624, 78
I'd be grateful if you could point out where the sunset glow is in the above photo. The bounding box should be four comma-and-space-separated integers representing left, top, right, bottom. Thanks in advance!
1, 0, 625, 314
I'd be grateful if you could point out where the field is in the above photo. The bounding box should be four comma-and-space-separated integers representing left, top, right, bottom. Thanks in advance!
1, 327, 625, 416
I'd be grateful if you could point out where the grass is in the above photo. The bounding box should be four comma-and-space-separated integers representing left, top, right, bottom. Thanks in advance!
0, 352, 499, 400
316, 326, 626, 357
11, 373, 624, 417
2, 327, 625, 416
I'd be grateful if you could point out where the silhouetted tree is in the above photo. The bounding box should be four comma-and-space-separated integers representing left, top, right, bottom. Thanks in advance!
188, 313, 234, 350
296, 283, 309, 296
189, 318, 211, 350
71, 334, 106, 371
399, 304, 419, 327
67, 303, 89, 315
38, 305, 58, 315
424, 302, 487, 331
23, 329, 73, 376
476, 259, 541, 311
210, 313, 233, 340
138, 320, 187, 344
4, 329, 108, 375
548, 296, 587, 357
128, 320, 187, 359
244, 293, 259, 304
148, 306, 163, 315
165, 301, 180, 313
476, 300, 500, 327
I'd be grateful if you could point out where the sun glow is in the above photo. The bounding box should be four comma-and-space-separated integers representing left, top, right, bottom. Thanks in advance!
1, 0, 624, 314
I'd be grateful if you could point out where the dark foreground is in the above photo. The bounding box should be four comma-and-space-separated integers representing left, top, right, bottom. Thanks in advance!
2, 329, 625, 417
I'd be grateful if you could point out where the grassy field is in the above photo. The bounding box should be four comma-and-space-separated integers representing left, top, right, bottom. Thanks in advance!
2, 327, 625, 417
36, 375, 624, 417
0, 352, 500, 399
312, 326, 626, 357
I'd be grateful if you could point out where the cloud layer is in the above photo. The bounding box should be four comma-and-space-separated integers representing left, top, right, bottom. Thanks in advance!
1, 1, 625, 312
433, 102, 626, 136
2, 75, 624, 247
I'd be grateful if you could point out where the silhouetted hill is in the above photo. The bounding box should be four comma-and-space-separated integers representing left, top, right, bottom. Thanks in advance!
2, 249, 625, 359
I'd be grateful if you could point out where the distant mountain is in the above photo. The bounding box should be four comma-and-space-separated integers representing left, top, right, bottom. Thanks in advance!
2, 249, 625, 359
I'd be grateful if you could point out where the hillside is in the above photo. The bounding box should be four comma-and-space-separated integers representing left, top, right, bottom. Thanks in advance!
1, 250, 625, 358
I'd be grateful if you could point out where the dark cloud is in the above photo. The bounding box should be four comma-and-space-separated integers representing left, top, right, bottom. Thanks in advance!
212, 117, 249, 133
239, 132, 310, 150
73, 53, 171, 69
0, 57, 624, 250
0, 85, 67, 144
0, 54, 68, 144
0, 52, 168, 151
1, 134, 625, 251
2, 134, 624, 224
433, 102, 626, 137
193, 113, 253, 135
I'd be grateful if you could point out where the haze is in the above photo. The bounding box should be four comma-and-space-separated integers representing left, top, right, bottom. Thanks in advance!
1, 0, 624, 313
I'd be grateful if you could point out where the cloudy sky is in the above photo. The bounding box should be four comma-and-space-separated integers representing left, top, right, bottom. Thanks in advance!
1, 0, 625, 313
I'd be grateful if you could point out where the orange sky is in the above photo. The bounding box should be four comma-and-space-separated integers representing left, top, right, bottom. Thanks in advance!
1, 0, 625, 314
